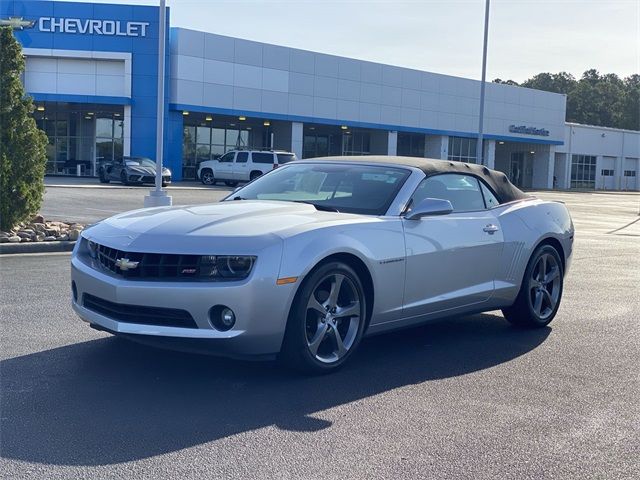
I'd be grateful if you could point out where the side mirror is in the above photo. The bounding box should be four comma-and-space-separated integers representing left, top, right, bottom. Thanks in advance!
405, 198, 453, 220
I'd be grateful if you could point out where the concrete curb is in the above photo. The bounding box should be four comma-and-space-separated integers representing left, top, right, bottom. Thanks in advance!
0, 241, 76, 255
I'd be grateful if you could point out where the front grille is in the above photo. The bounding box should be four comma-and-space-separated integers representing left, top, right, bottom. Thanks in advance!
83, 293, 198, 328
141, 175, 154, 182
96, 244, 203, 281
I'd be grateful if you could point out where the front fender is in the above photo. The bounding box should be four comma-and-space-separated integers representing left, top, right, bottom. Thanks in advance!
278, 219, 406, 325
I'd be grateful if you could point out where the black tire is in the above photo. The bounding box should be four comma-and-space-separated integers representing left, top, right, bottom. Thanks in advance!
120, 171, 130, 186
280, 261, 367, 374
200, 169, 215, 185
502, 244, 564, 328
162, 181, 168, 187
98, 169, 110, 184
250, 171, 262, 181
224, 180, 238, 187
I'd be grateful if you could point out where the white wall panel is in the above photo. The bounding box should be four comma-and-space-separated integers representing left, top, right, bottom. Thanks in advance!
233, 64, 262, 90
262, 68, 288, 93
203, 59, 234, 86
169, 28, 566, 143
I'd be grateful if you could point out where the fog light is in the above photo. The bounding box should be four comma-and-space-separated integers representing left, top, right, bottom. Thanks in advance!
221, 308, 235, 328
72, 281, 78, 302
209, 305, 236, 331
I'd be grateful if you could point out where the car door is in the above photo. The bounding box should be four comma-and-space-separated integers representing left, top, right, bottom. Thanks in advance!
216, 152, 235, 179
232, 151, 249, 181
402, 173, 504, 317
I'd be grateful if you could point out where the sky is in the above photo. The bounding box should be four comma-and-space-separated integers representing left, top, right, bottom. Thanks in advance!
55, 0, 639, 83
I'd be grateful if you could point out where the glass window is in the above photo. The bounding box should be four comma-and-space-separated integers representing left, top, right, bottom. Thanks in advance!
96, 118, 112, 138
479, 181, 500, 208
447, 136, 477, 163
228, 164, 410, 215
277, 153, 296, 164
219, 152, 235, 163
409, 174, 485, 212
252, 152, 274, 164
236, 152, 249, 163
211, 128, 225, 145
570, 155, 596, 188
196, 144, 211, 162
196, 126, 211, 144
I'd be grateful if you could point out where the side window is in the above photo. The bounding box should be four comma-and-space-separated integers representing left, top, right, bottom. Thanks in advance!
409, 174, 486, 212
252, 152, 275, 164
219, 152, 235, 163
479, 181, 500, 208
236, 152, 248, 163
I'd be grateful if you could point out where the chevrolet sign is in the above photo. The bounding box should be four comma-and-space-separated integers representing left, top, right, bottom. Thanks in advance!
509, 125, 550, 137
38, 17, 149, 36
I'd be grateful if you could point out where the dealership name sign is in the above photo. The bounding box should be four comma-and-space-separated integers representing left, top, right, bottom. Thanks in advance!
39, 17, 149, 36
509, 125, 550, 137
0, 16, 149, 37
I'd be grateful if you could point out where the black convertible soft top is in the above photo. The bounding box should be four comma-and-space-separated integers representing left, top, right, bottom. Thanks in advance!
305, 155, 530, 204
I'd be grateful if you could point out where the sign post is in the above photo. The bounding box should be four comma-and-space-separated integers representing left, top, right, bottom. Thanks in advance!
476, 0, 490, 166
144, 0, 172, 208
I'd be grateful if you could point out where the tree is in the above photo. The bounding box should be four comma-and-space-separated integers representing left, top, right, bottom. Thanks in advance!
494, 70, 638, 130
0, 27, 48, 231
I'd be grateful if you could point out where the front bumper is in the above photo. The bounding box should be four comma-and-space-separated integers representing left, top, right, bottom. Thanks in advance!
127, 174, 171, 184
71, 253, 296, 358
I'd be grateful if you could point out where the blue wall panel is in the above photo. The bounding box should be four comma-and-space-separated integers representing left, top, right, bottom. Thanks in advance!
8, 0, 171, 171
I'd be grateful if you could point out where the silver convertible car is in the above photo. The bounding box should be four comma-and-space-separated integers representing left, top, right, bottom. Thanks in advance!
71, 156, 574, 373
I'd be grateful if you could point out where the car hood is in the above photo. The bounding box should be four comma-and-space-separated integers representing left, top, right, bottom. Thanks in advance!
83, 200, 372, 253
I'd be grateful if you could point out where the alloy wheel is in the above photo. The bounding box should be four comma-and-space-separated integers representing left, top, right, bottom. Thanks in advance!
529, 252, 561, 320
305, 273, 362, 364
202, 171, 214, 185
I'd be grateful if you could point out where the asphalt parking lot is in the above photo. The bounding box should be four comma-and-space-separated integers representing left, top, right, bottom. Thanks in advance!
1, 189, 639, 479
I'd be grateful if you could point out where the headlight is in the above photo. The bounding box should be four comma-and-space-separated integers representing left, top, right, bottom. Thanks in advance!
199, 255, 256, 280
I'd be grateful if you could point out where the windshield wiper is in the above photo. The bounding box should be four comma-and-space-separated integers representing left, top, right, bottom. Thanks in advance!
292, 200, 339, 212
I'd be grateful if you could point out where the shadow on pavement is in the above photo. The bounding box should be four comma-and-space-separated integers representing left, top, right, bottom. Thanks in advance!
0, 313, 549, 466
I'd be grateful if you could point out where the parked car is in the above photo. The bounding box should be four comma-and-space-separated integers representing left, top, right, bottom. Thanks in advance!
72, 156, 574, 373
197, 149, 297, 186
98, 156, 171, 186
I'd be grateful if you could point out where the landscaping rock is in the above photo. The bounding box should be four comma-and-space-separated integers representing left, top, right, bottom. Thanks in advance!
59, 234, 69, 241
43, 236, 56, 241
31, 214, 45, 224
68, 230, 80, 241
8, 236, 21, 243
35, 235, 45, 242
17, 231, 31, 239
0, 237, 8, 243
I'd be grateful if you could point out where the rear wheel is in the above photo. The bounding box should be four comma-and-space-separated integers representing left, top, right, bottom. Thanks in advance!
200, 169, 215, 185
280, 262, 367, 374
502, 244, 563, 328
250, 171, 262, 181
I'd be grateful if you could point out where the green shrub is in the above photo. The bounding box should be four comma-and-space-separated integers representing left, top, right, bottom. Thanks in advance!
0, 27, 48, 232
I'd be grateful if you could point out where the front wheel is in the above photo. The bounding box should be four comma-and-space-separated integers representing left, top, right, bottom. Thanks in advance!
280, 262, 367, 374
120, 171, 130, 186
98, 169, 110, 183
502, 244, 564, 328
200, 169, 215, 185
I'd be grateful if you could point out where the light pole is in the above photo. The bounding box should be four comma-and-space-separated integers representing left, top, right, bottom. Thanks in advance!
144, 0, 172, 207
476, 0, 490, 166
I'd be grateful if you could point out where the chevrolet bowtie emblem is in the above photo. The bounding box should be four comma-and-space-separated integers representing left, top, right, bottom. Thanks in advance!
0, 17, 36, 30
115, 258, 139, 271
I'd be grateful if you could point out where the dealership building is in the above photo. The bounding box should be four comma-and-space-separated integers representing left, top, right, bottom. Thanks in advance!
4, 0, 639, 190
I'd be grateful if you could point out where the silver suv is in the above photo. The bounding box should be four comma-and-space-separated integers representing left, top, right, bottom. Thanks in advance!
197, 150, 298, 186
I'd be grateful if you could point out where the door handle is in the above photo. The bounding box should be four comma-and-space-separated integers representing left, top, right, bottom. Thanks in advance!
483, 224, 499, 234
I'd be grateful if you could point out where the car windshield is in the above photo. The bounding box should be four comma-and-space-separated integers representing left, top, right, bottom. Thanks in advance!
226, 163, 410, 215
125, 158, 155, 168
